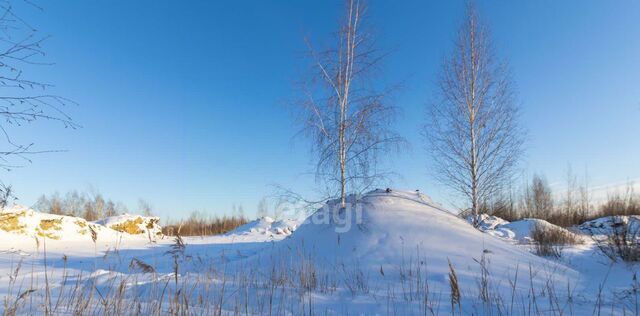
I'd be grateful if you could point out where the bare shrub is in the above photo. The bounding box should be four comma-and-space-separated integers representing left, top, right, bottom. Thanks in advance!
342, 262, 369, 296
162, 212, 248, 236
576, 184, 638, 229
480, 192, 519, 222
531, 223, 581, 257
479, 177, 639, 229
597, 216, 640, 262
600, 187, 640, 217
544, 211, 589, 229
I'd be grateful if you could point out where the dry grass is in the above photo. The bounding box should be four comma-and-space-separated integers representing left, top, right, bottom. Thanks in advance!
145, 218, 159, 229
1, 245, 633, 316
109, 217, 145, 234
0, 211, 26, 234
36, 219, 63, 240
531, 223, 581, 257
600, 191, 640, 218
597, 217, 640, 262
74, 219, 88, 235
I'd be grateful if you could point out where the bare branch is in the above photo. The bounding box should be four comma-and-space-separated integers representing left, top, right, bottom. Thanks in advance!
0, 1, 77, 171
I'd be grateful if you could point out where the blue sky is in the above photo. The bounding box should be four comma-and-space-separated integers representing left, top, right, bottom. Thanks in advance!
3, 0, 639, 220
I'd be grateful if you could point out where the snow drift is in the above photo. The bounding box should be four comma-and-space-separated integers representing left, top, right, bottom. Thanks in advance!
474, 213, 580, 244
259, 189, 578, 292
580, 215, 640, 237
228, 216, 299, 236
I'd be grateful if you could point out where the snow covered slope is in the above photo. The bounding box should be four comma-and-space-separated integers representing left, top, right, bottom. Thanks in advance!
262, 189, 577, 293
3, 191, 637, 315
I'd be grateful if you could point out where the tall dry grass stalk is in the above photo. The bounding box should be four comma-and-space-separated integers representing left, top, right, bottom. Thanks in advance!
2, 242, 637, 315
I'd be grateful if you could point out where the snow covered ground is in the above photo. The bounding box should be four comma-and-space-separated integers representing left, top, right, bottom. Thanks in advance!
1, 190, 639, 315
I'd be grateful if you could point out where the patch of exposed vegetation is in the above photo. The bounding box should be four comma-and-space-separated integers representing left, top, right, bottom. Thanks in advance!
146, 218, 158, 229
37, 218, 63, 240
531, 223, 582, 257
597, 217, 640, 262
0, 211, 27, 234
110, 217, 144, 234
75, 219, 88, 235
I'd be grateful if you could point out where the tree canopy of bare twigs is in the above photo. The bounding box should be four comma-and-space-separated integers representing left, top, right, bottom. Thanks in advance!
426, 4, 524, 223
295, 0, 402, 208
0, 1, 78, 172
0, 1, 78, 206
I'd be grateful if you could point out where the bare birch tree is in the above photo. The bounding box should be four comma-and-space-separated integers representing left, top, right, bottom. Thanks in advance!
296, 0, 401, 208
426, 4, 524, 224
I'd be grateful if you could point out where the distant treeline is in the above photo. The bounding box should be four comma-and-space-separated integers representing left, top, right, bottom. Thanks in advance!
479, 171, 639, 227
162, 212, 248, 236
34, 191, 132, 221
32, 190, 249, 236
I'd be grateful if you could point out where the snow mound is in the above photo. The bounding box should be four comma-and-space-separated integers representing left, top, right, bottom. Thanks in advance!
229, 217, 300, 236
474, 213, 510, 231
580, 215, 640, 237
95, 214, 162, 237
264, 189, 576, 290
473, 214, 577, 244
500, 218, 559, 243
0, 204, 162, 242
0, 205, 98, 241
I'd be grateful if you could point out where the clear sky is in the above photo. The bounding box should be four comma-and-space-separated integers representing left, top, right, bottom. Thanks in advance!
3, 0, 639, 220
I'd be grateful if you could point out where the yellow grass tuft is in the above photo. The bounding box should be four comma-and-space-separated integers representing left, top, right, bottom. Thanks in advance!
0, 211, 27, 234
75, 219, 88, 235
37, 218, 63, 240
146, 218, 159, 229
110, 217, 145, 234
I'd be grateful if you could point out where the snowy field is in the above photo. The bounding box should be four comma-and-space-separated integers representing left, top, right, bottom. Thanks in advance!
1, 190, 639, 315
